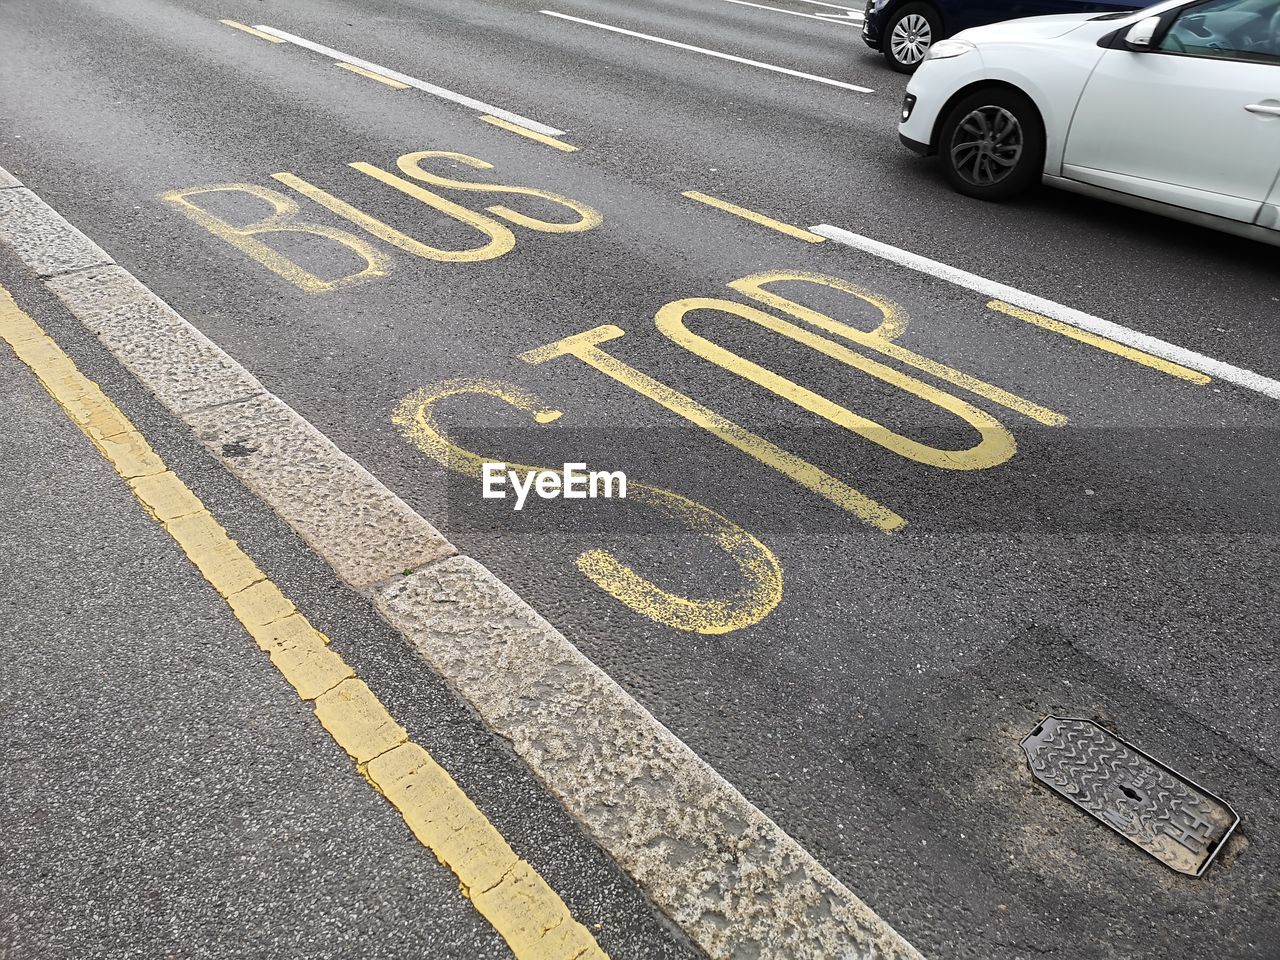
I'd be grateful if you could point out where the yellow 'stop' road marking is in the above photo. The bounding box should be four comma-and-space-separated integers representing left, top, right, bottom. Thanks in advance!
481, 115, 579, 152
683, 191, 827, 243
987, 299, 1212, 385
522, 324, 907, 532
336, 62, 411, 89
219, 19, 286, 43
392, 379, 783, 635
0, 285, 608, 960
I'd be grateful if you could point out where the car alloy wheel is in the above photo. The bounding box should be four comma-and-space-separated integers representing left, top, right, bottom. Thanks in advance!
948, 105, 1023, 187
889, 13, 933, 66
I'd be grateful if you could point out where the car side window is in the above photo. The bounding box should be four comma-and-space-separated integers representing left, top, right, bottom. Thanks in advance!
1157, 0, 1280, 64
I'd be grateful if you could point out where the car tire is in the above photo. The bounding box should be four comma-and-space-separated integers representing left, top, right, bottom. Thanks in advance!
937, 87, 1044, 201
882, 3, 941, 73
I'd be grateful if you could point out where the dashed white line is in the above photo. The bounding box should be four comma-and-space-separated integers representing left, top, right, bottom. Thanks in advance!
540, 10, 875, 93
720, 0, 864, 24
251, 25, 566, 136
812, 223, 1280, 401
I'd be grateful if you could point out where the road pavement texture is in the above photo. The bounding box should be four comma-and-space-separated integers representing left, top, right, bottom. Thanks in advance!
0, 257, 693, 959
2, 0, 1279, 958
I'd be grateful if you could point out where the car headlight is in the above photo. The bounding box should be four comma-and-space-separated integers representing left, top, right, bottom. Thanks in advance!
923, 38, 976, 60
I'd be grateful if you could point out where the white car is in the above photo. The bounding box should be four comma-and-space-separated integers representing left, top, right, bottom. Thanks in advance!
898, 0, 1280, 246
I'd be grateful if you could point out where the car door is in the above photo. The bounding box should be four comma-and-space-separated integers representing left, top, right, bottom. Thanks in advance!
1061, 0, 1280, 223
1260, 167, 1280, 232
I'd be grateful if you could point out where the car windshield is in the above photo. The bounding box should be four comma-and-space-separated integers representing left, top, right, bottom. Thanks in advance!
1092, 0, 1198, 18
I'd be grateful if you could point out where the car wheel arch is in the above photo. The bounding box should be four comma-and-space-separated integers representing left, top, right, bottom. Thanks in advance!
929, 80, 1046, 156
890, 0, 947, 36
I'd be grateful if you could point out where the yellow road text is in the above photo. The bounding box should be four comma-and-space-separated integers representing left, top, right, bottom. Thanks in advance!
393, 378, 784, 634
161, 150, 602, 292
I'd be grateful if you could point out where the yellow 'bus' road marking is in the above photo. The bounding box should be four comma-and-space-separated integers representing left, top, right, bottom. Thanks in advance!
987, 300, 1211, 385
0, 285, 607, 960
481, 116, 579, 152
336, 62, 411, 88
219, 19, 286, 43
683, 191, 826, 243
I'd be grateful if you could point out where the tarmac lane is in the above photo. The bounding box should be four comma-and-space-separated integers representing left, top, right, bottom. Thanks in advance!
1, 0, 1278, 957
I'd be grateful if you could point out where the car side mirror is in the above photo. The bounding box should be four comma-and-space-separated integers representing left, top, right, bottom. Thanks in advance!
1124, 15, 1162, 49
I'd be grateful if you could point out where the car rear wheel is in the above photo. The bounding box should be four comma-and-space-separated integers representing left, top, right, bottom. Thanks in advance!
937, 87, 1044, 201
882, 3, 940, 73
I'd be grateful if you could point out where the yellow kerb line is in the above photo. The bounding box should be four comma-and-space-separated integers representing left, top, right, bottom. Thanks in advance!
480, 115, 578, 152
219, 19, 286, 43
0, 285, 608, 960
682, 191, 826, 243
986, 299, 1212, 385
335, 62, 411, 89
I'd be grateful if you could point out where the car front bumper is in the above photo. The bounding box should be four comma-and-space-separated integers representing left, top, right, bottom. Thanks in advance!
861, 0, 883, 49
899, 132, 930, 155
897, 47, 988, 156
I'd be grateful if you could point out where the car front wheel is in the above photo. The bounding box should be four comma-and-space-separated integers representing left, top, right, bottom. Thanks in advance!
937, 87, 1045, 201
882, 3, 940, 73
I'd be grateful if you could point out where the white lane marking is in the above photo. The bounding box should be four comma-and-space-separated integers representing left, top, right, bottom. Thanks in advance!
788, 0, 865, 10
720, 0, 864, 24
812, 223, 1280, 401
251, 25, 566, 136
540, 10, 875, 93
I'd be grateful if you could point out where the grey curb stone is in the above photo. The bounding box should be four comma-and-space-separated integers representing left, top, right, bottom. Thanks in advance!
0, 187, 112, 276
0, 168, 21, 189
47, 266, 264, 414
0, 162, 923, 960
375, 556, 925, 960
185, 394, 454, 591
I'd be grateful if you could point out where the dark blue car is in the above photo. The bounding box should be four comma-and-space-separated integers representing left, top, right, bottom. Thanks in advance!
862, 0, 1143, 71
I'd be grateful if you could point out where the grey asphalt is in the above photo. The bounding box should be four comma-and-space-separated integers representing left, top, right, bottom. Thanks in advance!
2, 0, 1278, 958
0, 253, 693, 959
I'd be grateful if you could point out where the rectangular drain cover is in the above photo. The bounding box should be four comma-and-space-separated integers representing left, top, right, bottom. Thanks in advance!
1021, 715, 1238, 876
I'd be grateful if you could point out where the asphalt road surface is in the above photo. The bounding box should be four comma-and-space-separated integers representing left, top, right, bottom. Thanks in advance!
2, 0, 1278, 958
0, 246, 695, 960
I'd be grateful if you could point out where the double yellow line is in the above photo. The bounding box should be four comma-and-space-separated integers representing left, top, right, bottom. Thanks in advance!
0, 284, 607, 960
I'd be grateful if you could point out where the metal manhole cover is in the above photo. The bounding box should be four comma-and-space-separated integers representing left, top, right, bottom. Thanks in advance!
1020, 715, 1239, 876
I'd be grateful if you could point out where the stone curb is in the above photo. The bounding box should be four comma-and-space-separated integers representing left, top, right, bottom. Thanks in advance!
0, 165, 924, 960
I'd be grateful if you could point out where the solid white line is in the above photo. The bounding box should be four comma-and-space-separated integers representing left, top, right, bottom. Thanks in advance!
540, 10, 875, 93
812, 223, 1280, 401
251, 25, 566, 136
720, 0, 863, 24
788, 0, 865, 10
